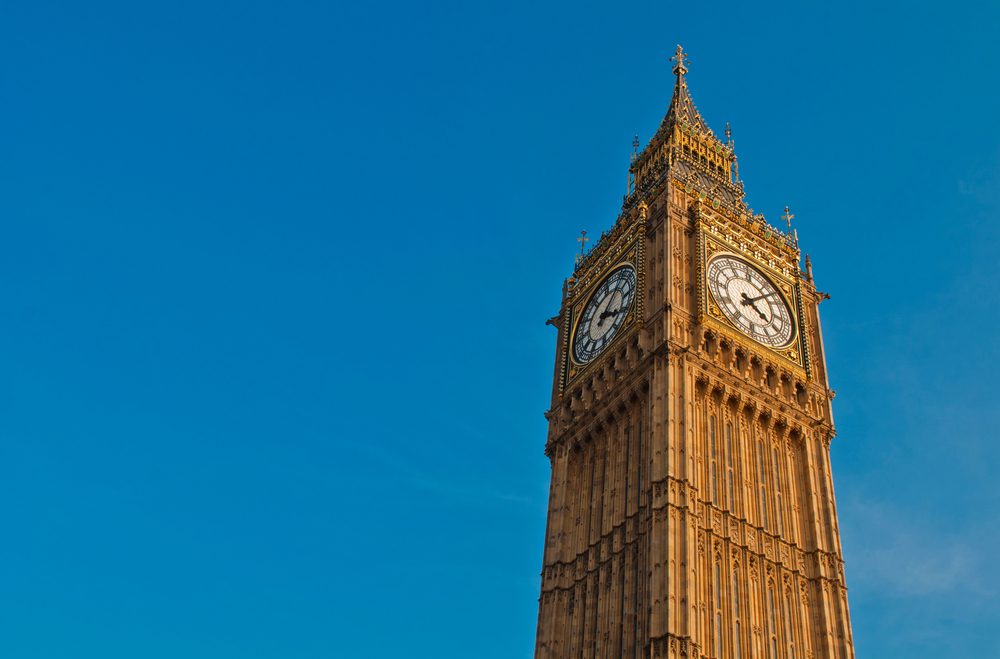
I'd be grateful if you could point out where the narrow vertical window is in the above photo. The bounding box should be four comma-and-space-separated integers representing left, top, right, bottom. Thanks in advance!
784, 589, 796, 659
710, 415, 718, 505
726, 422, 735, 511
773, 448, 784, 536
768, 585, 778, 659
715, 614, 722, 657
638, 416, 643, 510
757, 435, 768, 529
732, 569, 742, 659
803, 596, 811, 653
788, 452, 797, 543
714, 562, 722, 659
714, 562, 722, 605
732, 569, 740, 618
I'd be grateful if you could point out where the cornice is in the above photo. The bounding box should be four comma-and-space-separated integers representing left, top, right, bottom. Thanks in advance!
546, 352, 652, 455
689, 352, 831, 436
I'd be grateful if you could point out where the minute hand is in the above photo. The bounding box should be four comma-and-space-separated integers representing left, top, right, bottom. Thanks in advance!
741, 291, 781, 305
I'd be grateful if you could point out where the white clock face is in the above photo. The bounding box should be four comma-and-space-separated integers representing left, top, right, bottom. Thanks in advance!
706, 255, 794, 348
572, 265, 637, 364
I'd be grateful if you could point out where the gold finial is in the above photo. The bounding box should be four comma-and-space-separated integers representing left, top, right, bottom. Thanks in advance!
575, 230, 589, 265
671, 44, 689, 76
781, 206, 795, 233
631, 134, 640, 162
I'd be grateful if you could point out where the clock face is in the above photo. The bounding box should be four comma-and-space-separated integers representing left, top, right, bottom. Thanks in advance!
706, 255, 795, 348
572, 265, 637, 364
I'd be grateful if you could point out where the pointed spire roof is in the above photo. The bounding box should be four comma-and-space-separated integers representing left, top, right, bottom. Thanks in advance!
627, 45, 743, 214
663, 44, 714, 136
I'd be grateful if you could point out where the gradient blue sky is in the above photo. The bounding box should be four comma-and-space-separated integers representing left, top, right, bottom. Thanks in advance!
1, 1, 998, 657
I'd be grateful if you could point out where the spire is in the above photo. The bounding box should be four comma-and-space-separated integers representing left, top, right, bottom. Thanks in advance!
627, 46, 740, 207
665, 44, 713, 136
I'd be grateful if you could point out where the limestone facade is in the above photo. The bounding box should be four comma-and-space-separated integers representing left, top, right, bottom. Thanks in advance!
535, 47, 855, 659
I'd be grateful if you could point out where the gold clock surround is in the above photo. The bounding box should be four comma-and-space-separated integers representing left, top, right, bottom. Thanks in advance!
569, 261, 638, 366
698, 223, 809, 375
561, 236, 645, 389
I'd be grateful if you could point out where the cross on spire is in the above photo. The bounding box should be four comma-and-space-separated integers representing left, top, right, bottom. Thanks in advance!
575, 230, 590, 265
671, 44, 689, 76
631, 134, 640, 162
781, 206, 795, 233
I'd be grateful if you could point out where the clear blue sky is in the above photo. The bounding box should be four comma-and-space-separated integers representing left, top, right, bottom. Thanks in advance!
1, 1, 997, 657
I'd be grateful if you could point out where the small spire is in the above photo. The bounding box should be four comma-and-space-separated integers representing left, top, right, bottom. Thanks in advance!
805, 254, 814, 283
627, 135, 639, 197
671, 44, 689, 76
575, 230, 589, 265
724, 122, 733, 147
781, 206, 795, 233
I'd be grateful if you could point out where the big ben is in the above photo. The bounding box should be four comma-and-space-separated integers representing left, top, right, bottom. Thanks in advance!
534, 46, 855, 659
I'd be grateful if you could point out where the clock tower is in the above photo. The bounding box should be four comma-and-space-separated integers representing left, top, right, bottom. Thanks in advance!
535, 47, 855, 659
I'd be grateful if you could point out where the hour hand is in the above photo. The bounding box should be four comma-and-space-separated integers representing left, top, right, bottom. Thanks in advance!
740, 293, 767, 320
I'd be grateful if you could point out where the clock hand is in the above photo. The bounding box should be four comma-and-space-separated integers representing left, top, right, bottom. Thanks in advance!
739, 293, 768, 320
600, 305, 629, 320
741, 290, 781, 305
